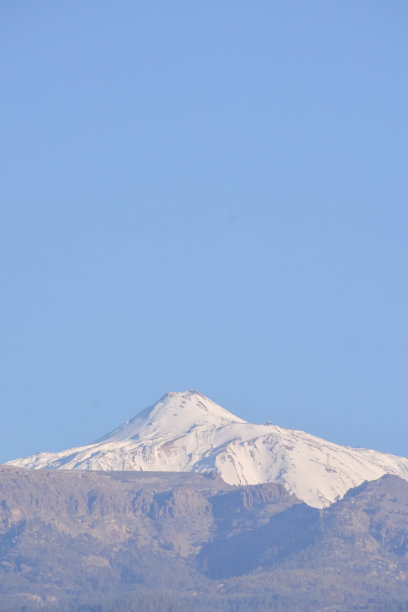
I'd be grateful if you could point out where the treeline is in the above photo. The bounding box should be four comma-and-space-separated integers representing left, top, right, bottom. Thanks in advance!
14, 593, 408, 612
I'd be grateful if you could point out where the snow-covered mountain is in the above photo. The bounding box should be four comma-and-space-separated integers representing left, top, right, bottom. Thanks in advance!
7, 390, 408, 508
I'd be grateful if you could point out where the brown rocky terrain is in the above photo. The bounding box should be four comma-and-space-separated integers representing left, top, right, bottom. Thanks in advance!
1, 466, 408, 611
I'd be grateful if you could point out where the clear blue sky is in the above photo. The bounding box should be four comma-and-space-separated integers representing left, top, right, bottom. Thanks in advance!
1, 1, 407, 463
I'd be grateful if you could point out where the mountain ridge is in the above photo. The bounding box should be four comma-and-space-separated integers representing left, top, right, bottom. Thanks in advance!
6, 390, 408, 508
1, 466, 408, 611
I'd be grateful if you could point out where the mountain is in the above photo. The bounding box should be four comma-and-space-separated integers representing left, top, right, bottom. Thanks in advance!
6, 390, 408, 508
1, 465, 408, 611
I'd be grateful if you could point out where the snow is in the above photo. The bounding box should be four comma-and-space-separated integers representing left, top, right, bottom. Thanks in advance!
6, 390, 408, 508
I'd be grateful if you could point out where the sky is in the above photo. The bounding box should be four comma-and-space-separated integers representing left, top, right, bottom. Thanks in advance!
1, 1, 407, 464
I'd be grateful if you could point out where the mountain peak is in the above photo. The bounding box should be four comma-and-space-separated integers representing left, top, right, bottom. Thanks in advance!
164, 389, 207, 400
97, 390, 246, 443
7, 391, 408, 509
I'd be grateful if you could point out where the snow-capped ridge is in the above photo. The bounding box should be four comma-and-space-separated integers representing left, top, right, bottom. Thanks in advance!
6, 390, 408, 509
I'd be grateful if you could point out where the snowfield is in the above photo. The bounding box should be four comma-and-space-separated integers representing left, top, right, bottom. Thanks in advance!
7, 390, 408, 508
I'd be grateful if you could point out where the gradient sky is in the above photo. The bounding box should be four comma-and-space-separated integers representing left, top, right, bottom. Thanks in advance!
1, 1, 407, 464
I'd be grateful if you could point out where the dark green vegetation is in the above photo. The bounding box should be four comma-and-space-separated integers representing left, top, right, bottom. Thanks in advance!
1, 466, 408, 611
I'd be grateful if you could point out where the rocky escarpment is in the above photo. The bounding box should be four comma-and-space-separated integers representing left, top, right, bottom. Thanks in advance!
2, 466, 408, 611
0, 466, 298, 558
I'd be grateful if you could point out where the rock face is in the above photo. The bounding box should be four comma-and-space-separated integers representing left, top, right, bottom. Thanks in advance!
7, 390, 408, 508
2, 466, 408, 611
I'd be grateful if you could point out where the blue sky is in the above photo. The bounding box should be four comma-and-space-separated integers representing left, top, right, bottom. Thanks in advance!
1, 1, 407, 463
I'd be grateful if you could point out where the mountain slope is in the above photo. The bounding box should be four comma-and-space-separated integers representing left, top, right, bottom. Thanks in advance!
2, 466, 408, 611
6, 390, 408, 508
